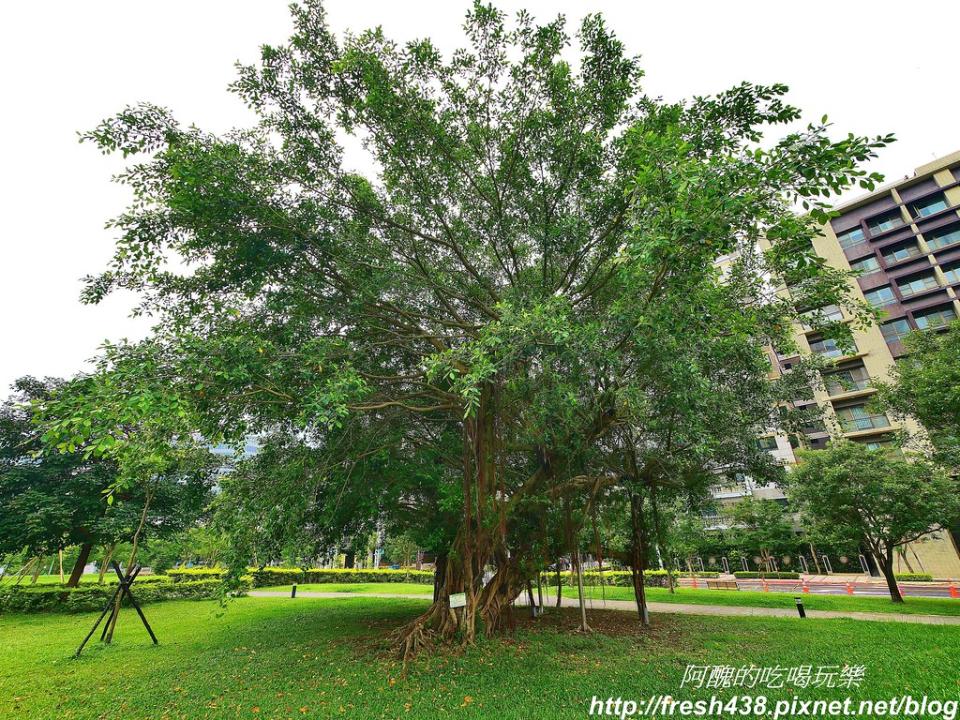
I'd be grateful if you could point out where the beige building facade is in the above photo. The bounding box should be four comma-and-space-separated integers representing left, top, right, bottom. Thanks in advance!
713, 152, 960, 579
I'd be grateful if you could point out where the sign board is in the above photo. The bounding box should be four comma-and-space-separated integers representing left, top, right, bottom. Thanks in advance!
448, 592, 467, 609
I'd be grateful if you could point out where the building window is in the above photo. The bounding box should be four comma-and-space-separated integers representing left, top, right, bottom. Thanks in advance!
914, 305, 957, 330
756, 436, 778, 451
882, 241, 922, 264
801, 304, 843, 326
857, 438, 902, 456
835, 404, 890, 433
863, 285, 897, 307
942, 263, 960, 284
867, 211, 905, 235
897, 272, 939, 297
911, 193, 948, 218
880, 318, 911, 343
926, 225, 960, 251
808, 337, 845, 358
823, 364, 870, 395
849, 256, 880, 274
836, 227, 866, 249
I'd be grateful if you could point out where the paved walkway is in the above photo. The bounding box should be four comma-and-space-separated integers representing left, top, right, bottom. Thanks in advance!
249, 590, 960, 626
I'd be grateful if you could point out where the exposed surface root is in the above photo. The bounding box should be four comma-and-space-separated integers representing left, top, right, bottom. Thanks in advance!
392, 600, 460, 662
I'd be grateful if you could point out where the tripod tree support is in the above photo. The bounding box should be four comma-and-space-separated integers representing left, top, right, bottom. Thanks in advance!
75, 561, 158, 658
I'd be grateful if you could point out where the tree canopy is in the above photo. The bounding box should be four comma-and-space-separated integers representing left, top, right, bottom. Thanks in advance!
39, 1, 895, 651
879, 320, 960, 467
787, 441, 960, 602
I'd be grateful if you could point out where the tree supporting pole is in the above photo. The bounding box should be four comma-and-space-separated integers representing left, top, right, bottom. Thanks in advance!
75, 583, 124, 658
574, 548, 590, 632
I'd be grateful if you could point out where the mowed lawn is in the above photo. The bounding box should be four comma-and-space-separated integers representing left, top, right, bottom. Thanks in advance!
2, 597, 959, 720
557, 585, 960, 617
259, 582, 433, 595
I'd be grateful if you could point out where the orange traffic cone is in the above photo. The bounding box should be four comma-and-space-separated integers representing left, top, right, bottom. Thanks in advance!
802, 580, 810, 594
762, 580, 770, 593
845, 583, 854, 595
949, 584, 958, 599
692, 576, 699, 589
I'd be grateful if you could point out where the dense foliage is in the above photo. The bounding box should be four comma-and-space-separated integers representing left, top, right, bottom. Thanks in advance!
787, 442, 960, 602
35, 1, 896, 651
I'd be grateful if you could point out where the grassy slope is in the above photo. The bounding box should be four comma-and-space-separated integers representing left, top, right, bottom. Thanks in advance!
2, 597, 959, 720
555, 585, 960, 616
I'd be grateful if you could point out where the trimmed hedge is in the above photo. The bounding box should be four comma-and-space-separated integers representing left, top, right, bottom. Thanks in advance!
540, 569, 718, 588
165, 566, 435, 587
895, 573, 934, 582
733, 572, 800, 580
0, 579, 234, 614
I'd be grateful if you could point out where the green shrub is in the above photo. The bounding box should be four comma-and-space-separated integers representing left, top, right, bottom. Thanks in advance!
895, 573, 934, 582
166, 567, 228, 581
165, 566, 435, 587
0, 579, 236, 614
78, 574, 168, 586
538, 569, 716, 588
300, 568, 433, 585
732, 571, 800, 579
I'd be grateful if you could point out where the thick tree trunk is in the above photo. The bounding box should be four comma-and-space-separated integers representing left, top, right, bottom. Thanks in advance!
573, 547, 591, 632
433, 553, 447, 603
394, 383, 528, 659
66, 543, 93, 588
526, 580, 536, 618
629, 492, 650, 626
880, 552, 904, 604
648, 483, 674, 594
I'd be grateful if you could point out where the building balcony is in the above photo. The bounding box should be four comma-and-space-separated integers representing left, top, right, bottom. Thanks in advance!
826, 381, 874, 401
711, 484, 753, 500
840, 415, 891, 436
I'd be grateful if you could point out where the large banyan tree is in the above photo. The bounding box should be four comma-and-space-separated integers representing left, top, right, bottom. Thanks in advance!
58, 1, 891, 653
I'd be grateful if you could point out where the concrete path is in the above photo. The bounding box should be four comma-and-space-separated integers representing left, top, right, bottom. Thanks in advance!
248, 590, 960, 626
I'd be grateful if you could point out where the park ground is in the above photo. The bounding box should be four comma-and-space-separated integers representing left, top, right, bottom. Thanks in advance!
2, 596, 960, 720
256, 582, 960, 617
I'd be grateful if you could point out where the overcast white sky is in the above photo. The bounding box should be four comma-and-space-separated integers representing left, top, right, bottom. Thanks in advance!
1, 1, 958, 393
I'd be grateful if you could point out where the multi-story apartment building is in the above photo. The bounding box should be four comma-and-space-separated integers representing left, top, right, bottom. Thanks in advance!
712, 151, 960, 577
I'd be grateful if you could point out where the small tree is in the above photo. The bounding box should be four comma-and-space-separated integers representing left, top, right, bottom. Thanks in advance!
0, 377, 117, 586
725, 497, 797, 573
879, 320, 960, 467
384, 533, 419, 568
787, 442, 960, 602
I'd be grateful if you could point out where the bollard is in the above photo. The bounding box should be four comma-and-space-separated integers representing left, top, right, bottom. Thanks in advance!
794, 597, 806, 619
950, 584, 959, 599
291, 583, 297, 599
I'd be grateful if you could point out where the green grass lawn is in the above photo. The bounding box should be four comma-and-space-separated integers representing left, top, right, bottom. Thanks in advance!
260, 581, 960, 617
2, 596, 959, 719
555, 585, 960, 617
259, 582, 433, 595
